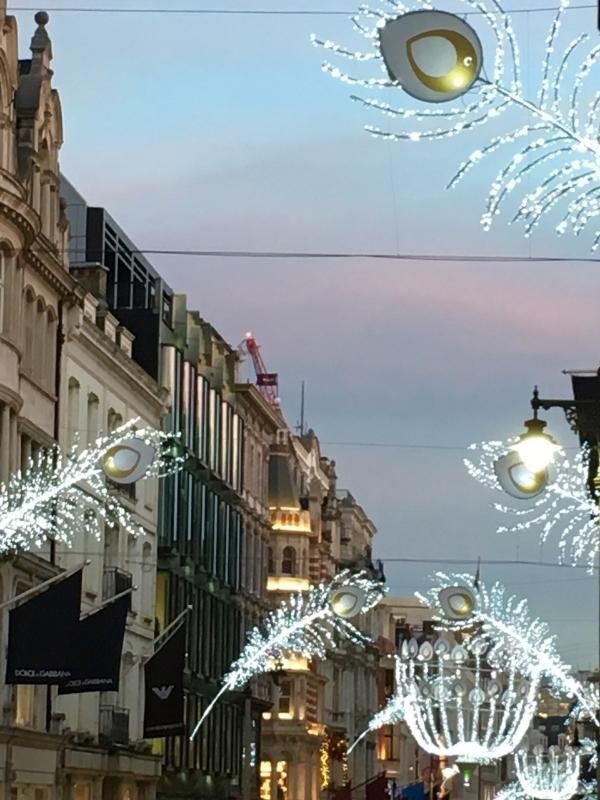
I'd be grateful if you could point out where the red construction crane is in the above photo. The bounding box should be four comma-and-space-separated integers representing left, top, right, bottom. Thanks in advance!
238, 331, 281, 413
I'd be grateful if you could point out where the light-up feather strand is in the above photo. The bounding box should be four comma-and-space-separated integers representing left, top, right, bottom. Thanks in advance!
313, 0, 600, 249
0, 418, 184, 551
464, 440, 599, 570
189, 570, 387, 741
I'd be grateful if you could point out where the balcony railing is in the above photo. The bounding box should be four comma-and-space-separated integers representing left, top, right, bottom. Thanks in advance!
103, 567, 133, 612
99, 705, 129, 746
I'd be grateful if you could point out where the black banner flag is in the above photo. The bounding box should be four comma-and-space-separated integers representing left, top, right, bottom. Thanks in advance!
58, 593, 129, 694
6, 569, 83, 685
143, 623, 185, 738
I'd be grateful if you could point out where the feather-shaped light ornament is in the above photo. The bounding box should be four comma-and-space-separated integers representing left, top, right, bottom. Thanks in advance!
464, 439, 599, 571
0, 418, 184, 552
313, 0, 600, 249
189, 570, 387, 741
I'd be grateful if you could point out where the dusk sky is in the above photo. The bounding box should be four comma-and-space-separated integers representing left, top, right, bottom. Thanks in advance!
15, 0, 600, 668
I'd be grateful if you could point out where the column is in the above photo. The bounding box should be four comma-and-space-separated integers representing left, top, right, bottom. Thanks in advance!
91, 777, 104, 800
0, 403, 10, 485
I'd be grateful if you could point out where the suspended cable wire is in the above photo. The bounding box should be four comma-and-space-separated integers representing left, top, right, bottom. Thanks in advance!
7, 3, 597, 15
71, 248, 600, 263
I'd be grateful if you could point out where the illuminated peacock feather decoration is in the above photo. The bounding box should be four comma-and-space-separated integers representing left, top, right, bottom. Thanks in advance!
189, 570, 387, 741
313, 0, 600, 249
464, 439, 599, 570
0, 419, 184, 551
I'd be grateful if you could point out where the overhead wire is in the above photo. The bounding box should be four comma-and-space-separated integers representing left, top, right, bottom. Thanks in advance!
6, 2, 597, 15
70, 249, 600, 263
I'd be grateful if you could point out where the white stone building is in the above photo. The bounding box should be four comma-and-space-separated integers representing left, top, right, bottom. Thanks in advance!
0, 6, 169, 797
52, 262, 169, 799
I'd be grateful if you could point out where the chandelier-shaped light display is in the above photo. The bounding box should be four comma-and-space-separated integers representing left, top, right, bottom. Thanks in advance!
515, 745, 580, 800
312, 0, 600, 249
464, 439, 598, 570
189, 570, 387, 740
353, 573, 598, 757
394, 630, 540, 762
0, 419, 184, 551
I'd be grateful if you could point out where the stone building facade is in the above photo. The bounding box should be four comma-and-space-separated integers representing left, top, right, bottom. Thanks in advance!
261, 430, 384, 800
0, 6, 81, 799
53, 273, 169, 798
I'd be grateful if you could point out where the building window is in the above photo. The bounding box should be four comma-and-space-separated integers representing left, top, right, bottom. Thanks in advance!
281, 546, 296, 576
86, 393, 99, 443
278, 679, 292, 716
67, 378, 80, 448
107, 408, 123, 432
23, 288, 35, 373
162, 293, 173, 327
72, 786, 91, 800
15, 684, 34, 727
0, 250, 5, 333
46, 308, 57, 390
267, 547, 274, 575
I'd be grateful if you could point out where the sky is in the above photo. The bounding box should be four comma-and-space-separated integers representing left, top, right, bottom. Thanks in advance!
12, 0, 600, 668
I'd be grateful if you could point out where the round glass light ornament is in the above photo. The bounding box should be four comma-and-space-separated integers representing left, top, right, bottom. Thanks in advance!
329, 585, 367, 619
494, 451, 550, 500
378, 10, 483, 104
438, 585, 476, 621
102, 438, 157, 484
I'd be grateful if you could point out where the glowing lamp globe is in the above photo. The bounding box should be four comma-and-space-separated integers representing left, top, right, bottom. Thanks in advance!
511, 419, 561, 474
438, 585, 476, 621
329, 586, 367, 619
493, 451, 549, 500
515, 746, 580, 800
378, 10, 483, 103
102, 438, 157, 484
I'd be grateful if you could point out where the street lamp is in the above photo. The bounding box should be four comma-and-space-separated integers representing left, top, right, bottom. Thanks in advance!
511, 413, 561, 475
512, 381, 600, 793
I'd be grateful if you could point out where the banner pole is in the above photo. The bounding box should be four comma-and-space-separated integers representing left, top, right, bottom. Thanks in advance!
79, 585, 137, 620
0, 560, 90, 613
153, 605, 192, 651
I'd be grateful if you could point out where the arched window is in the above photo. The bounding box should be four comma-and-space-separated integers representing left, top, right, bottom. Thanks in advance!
281, 546, 297, 576
23, 287, 35, 372
267, 546, 274, 575
67, 377, 80, 447
0, 247, 17, 340
87, 393, 99, 443
0, 249, 5, 335
46, 307, 57, 390
107, 408, 123, 433
33, 297, 47, 384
